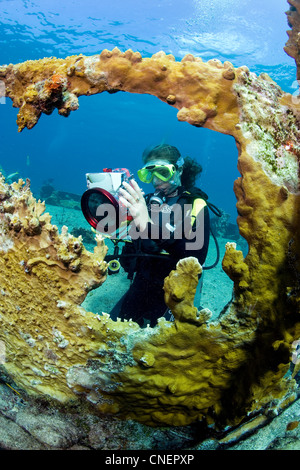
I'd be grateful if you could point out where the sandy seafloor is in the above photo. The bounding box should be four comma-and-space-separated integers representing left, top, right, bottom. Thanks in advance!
46, 203, 248, 322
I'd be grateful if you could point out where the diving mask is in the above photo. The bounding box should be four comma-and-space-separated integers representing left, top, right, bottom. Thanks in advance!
137, 163, 177, 184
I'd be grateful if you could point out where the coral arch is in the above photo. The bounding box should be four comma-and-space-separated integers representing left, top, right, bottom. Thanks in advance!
0, 7, 300, 427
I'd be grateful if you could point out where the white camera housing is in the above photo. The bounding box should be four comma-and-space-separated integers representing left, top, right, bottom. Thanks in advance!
86, 170, 128, 194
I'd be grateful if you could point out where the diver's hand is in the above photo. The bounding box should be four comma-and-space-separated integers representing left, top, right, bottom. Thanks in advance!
119, 180, 150, 232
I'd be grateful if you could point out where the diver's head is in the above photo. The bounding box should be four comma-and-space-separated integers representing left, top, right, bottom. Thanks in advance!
138, 144, 203, 194
138, 144, 184, 196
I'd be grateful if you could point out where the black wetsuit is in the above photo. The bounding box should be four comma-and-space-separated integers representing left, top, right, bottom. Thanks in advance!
115, 186, 210, 326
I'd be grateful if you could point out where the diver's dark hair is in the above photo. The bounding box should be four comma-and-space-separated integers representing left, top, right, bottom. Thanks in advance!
143, 144, 202, 189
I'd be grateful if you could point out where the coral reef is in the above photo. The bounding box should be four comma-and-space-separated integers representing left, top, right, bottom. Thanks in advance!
0, 50, 239, 133
0, 176, 109, 401
0, 168, 299, 428
285, 0, 300, 80
0, 8, 300, 432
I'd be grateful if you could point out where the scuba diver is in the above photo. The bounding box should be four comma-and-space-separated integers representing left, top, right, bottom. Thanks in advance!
110, 143, 211, 327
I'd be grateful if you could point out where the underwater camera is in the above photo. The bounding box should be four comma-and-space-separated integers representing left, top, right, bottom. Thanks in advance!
81, 168, 134, 275
81, 168, 134, 235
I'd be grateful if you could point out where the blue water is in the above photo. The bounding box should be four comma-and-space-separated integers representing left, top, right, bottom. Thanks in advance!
0, 0, 296, 221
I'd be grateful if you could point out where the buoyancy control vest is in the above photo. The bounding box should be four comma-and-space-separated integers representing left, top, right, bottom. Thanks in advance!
171, 187, 222, 269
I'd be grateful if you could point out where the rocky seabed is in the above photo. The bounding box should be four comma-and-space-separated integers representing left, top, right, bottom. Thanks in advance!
0, 382, 299, 451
